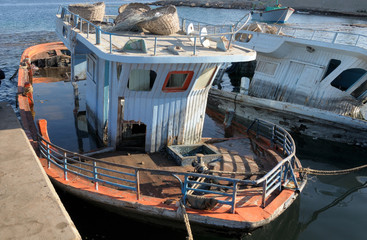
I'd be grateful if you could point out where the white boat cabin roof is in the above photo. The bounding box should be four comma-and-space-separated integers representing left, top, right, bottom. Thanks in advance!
56, 6, 256, 64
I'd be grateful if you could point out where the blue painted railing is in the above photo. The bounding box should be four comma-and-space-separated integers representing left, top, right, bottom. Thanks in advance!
57, 5, 246, 55
237, 24, 367, 50
247, 119, 300, 206
38, 118, 300, 212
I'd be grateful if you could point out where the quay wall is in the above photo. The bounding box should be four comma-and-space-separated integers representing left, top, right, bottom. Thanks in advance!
153, 0, 367, 16
0, 102, 81, 240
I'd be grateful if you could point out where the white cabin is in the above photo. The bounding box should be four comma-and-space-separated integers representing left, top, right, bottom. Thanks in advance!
55, 6, 256, 152
235, 25, 367, 119
209, 24, 367, 146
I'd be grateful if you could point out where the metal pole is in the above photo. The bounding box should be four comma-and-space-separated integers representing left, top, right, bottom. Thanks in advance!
47, 143, 50, 169
193, 37, 197, 55
262, 179, 267, 208
109, 34, 112, 53
96, 26, 101, 45
231, 182, 237, 213
63, 152, 68, 180
93, 161, 98, 190
135, 169, 140, 200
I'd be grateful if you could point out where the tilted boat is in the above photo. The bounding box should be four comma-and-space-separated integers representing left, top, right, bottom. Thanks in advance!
17, 3, 306, 237
209, 23, 367, 147
251, 0, 294, 23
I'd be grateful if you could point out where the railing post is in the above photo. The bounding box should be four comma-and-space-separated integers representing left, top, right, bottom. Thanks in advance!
332, 33, 338, 43
47, 143, 50, 169
96, 26, 101, 45
93, 161, 98, 190
61, 7, 65, 19
63, 152, 68, 180
271, 125, 275, 147
154, 37, 157, 56
193, 37, 197, 55
182, 18, 186, 32
109, 34, 112, 53
231, 182, 238, 213
356, 34, 361, 46
262, 179, 267, 208
135, 169, 140, 200
74, 15, 79, 28
182, 175, 189, 205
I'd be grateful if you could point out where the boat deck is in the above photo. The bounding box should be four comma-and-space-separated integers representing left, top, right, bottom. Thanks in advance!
88, 136, 275, 200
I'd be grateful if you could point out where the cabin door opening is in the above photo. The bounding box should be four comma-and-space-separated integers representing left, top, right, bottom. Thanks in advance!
117, 98, 146, 150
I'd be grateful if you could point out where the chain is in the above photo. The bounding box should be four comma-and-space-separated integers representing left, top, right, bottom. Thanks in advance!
297, 164, 367, 176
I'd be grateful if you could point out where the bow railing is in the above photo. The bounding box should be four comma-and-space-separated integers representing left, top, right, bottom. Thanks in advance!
38, 117, 301, 212
57, 5, 249, 55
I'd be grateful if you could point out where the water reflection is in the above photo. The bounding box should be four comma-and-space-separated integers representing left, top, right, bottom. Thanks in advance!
33, 77, 101, 153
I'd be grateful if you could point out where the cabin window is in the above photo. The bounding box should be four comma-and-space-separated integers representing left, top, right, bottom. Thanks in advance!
255, 61, 278, 76
127, 69, 157, 91
87, 58, 94, 76
331, 68, 367, 91
87, 56, 96, 83
351, 80, 367, 99
322, 59, 341, 80
193, 67, 217, 90
162, 71, 194, 92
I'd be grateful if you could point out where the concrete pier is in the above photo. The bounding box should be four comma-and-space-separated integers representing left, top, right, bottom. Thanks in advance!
0, 102, 81, 239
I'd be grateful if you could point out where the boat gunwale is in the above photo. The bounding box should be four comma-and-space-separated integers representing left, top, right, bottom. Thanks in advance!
235, 23, 367, 51
17, 41, 305, 233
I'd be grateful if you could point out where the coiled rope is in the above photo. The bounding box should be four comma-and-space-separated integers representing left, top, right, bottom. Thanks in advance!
297, 164, 367, 176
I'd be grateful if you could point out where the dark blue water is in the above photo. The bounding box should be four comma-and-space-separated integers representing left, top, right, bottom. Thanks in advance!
1, 1, 367, 239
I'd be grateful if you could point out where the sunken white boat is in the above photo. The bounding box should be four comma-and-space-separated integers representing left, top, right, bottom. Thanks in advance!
209, 23, 367, 146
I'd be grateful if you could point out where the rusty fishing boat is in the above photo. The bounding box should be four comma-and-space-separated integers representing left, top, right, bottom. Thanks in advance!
17, 2, 306, 237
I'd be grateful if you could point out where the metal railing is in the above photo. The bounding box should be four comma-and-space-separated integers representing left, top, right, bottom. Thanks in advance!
57, 5, 249, 55
247, 119, 300, 206
237, 24, 367, 50
38, 118, 301, 212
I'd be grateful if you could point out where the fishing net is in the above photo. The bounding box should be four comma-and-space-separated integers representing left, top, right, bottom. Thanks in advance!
138, 5, 180, 35
68, 2, 105, 22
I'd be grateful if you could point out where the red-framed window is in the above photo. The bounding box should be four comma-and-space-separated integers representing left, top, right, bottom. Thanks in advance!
162, 71, 194, 92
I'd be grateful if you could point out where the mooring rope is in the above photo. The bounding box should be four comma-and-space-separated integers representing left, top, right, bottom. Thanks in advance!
179, 199, 194, 240
297, 164, 367, 176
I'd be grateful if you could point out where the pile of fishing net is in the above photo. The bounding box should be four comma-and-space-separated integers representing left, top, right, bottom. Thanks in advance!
111, 3, 180, 35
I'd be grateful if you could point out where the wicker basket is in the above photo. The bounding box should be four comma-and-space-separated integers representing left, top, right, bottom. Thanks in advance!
138, 5, 179, 35
113, 3, 151, 31
68, 2, 105, 22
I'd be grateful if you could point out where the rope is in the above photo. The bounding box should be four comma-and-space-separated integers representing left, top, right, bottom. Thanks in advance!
297, 164, 367, 176
179, 199, 194, 240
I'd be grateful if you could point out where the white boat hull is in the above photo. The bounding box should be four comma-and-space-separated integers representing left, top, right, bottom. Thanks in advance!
251, 8, 294, 23
208, 88, 367, 147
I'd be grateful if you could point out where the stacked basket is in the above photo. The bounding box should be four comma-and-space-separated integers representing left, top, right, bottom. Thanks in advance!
68, 2, 105, 22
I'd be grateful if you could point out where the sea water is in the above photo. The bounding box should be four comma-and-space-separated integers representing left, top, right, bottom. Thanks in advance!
1, 1, 367, 239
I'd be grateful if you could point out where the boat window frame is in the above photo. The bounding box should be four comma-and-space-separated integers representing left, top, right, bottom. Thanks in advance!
321, 59, 341, 81
87, 54, 97, 84
127, 69, 157, 92
255, 60, 279, 76
162, 71, 194, 92
330, 68, 367, 92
